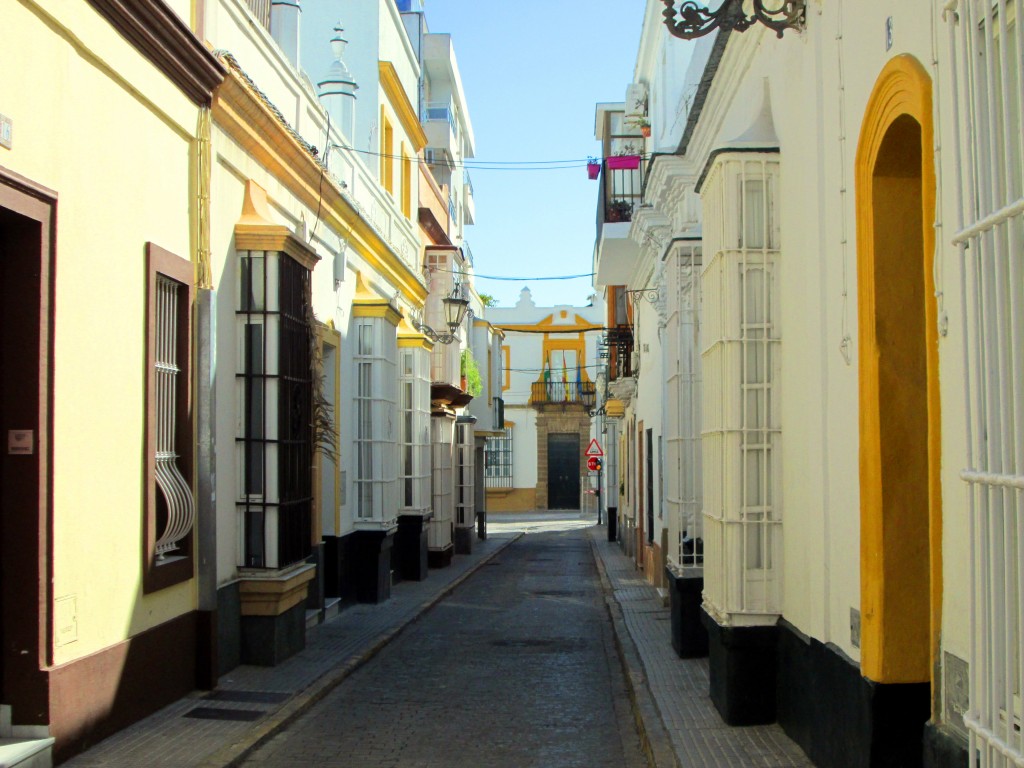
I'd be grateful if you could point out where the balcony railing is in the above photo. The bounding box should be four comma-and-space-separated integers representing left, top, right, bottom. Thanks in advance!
531, 381, 597, 408
245, 0, 271, 28
600, 327, 634, 380
425, 101, 458, 140
601, 156, 646, 224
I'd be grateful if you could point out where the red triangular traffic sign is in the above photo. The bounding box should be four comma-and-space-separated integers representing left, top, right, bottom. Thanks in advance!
585, 438, 604, 457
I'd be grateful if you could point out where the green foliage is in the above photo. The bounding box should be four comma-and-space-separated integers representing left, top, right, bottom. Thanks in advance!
479, 293, 498, 308
460, 348, 483, 397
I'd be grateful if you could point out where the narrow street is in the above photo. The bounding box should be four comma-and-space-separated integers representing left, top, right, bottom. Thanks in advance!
241, 523, 647, 768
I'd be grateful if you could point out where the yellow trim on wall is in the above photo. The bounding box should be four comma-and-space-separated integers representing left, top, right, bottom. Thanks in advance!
397, 315, 434, 350
378, 61, 428, 151
855, 54, 941, 689
381, 108, 394, 195
315, 324, 343, 536
212, 67, 427, 305
502, 345, 511, 391
541, 335, 590, 382
497, 314, 603, 333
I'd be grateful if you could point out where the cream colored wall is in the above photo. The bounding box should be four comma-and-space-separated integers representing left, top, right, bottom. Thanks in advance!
685, 0, 973, 666
6, 0, 201, 664
632, 297, 664, 540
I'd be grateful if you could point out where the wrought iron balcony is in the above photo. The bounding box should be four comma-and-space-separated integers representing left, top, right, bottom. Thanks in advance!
600, 327, 635, 380
530, 380, 597, 408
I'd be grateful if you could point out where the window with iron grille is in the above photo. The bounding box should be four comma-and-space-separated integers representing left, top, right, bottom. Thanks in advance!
947, 2, 1023, 762
701, 155, 782, 621
456, 422, 474, 526
485, 426, 513, 488
144, 244, 196, 592
664, 244, 703, 571
399, 345, 431, 514
236, 249, 313, 569
353, 315, 399, 522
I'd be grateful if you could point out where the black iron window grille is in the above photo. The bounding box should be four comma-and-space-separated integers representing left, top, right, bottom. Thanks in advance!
237, 250, 313, 569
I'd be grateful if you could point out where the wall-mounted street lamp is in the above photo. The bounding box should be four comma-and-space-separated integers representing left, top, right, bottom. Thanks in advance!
415, 286, 470, 345
661, 0, 805, 40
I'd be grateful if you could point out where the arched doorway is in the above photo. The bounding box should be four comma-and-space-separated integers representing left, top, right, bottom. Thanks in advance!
855, 56, 941, 695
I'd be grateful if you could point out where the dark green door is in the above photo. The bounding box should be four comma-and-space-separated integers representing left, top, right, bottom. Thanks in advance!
547, 433, 580, 510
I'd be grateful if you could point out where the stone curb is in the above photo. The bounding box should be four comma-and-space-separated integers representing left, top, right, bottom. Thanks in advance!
589, 529, 681, 768
198, 533, 524, 768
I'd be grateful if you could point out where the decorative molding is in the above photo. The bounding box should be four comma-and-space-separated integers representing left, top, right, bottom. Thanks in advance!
213, 65, 427, 305
238, 564, 316, 617
233, 180, 320, 271
378, 61, 428, 151
87, 0, 225, 105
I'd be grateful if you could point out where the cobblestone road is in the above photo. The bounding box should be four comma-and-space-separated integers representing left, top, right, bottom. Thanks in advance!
242, 526, 647, 768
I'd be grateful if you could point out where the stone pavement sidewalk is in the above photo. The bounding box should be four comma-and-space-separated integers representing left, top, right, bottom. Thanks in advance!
64, 529, 521, 768
589, 525, 812, 768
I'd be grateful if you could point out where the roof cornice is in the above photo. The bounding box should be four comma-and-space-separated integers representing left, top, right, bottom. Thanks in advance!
87, 0, 225, 105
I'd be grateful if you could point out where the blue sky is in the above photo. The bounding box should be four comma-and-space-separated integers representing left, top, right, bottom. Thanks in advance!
421, 1, 647, 308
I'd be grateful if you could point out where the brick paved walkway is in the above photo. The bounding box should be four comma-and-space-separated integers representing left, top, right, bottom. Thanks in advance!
589, 526, 813, 768
64, 530, 521, 768
63, 514, 814, 768
241, 525, 646, 768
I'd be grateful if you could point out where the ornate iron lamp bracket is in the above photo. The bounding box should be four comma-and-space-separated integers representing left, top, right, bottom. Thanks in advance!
625, 288, 661, 303
661, 0, 806, 40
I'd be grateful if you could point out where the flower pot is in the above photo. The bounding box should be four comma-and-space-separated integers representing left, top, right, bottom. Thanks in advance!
606, 155, 641, 171
461, 375, 468, 391
640, 125, 651, 138
587, 162, 601, 180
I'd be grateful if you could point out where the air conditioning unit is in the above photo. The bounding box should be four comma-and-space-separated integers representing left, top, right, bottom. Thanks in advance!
625, 83, 648, 118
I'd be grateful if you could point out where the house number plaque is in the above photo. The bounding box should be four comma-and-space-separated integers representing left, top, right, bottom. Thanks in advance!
7, 430, 34, 455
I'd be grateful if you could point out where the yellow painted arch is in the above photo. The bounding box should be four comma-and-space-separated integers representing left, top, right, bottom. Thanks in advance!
855, 54, 942, 688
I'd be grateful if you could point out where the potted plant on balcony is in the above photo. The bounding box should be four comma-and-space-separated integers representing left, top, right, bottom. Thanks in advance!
639, 119, 651, 138
587, 157, 601, 180
606, 199, 633, 223
460, 348, 482, 396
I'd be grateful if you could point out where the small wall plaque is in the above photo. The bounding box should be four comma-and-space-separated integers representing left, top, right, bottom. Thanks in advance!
7, 430, 33, 455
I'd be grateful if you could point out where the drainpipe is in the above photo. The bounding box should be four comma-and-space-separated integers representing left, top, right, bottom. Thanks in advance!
194, 106, 218, 690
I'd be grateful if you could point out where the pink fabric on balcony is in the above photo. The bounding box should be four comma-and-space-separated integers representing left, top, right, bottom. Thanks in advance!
606, 155, 640, 170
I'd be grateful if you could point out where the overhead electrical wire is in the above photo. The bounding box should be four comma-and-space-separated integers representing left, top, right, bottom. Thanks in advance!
432, 267, 595, 282
341, 146, 643, 172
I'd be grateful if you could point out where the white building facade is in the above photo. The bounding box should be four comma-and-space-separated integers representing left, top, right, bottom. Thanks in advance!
596, 1, 1023, 766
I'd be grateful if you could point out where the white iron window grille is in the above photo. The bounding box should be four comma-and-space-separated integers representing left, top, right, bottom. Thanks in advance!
429, 417, 455, 550
947, 1, 1024, 764
485, 426, 514, 488
354, 317, 399, 522
701, 155, 782, 622
456, 422, 475, 526
399, 347, 432, 514
664, 243, 703, 572
154, 274, 195, 559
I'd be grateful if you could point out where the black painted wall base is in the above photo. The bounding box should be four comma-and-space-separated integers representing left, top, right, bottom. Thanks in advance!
394, 516, 429, 582
352, 529, 394, 604
702, 608, 778, 725
240, 601, 306, 666
454, 525, 473, 555
776, 619, 932, 768
923, 723, 969, 768
322, 533, 358, 604
428, 543, 454, 569
216, 582, 241, 677
666, 569, 708, 658
305, 543, 326, 614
